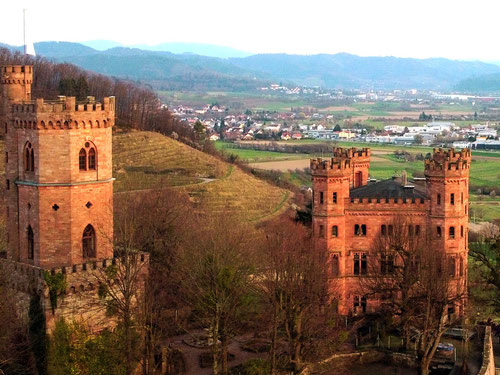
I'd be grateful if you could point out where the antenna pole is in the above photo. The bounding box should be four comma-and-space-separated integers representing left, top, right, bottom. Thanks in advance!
23, 9, 27, 55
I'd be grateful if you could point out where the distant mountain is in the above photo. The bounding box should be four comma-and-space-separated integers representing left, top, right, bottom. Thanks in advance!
130, 42, 252, 59
455, 73, 500, 93
228, 53, 500, 90
2, 41, 500, 92
33, 41, 97, 58
81, 40, 123, 51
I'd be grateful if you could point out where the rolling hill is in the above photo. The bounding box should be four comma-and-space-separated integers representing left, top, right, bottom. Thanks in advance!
2, 41, 500, 91
454, 72, 500, 93
112, 131, 290, 221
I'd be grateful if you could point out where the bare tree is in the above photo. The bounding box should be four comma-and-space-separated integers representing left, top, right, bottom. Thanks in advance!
174, 213, 259, 375
261, 216, 334, 373
361, 216, 466, 375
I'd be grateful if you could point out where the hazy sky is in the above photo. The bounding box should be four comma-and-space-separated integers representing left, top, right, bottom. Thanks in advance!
2, 0, 499, 61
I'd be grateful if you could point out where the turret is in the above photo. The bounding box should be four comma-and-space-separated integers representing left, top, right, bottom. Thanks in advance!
1, 65, 33, 103
425, 148, 470, 218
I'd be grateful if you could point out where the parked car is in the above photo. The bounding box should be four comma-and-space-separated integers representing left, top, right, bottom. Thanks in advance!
435, 342, 454, 358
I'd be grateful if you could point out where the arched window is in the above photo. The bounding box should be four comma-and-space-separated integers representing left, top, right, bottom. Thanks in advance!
82, 224, 96, 258
27, 226, 34, 260
88, 148, 96, 170
24, 142, 34, 171
79, 148, 87, 170
79, 142, 97, 171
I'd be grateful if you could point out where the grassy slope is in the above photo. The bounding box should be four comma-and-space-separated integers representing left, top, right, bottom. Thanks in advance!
113, 131, 290, 221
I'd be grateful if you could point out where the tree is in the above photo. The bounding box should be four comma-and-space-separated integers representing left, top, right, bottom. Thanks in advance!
333, 124, 341, 132
194, 120, 206, 142
0, 275, 35, 375
361, 216, 466, 375
469, 235, 500, 313
414, 134, 424, 145
175, 213, 259, 375
261, 217, 336, 373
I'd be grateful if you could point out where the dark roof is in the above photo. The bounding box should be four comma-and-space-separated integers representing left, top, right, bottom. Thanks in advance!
350, 178, 428, 201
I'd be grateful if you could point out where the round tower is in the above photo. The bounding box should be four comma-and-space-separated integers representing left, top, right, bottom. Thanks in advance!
1, 65, 33, 103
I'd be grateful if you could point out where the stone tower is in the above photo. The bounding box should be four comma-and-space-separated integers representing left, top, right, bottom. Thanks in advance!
1, 65, 115, 268
310, 148, 371, 310
425, 147, 470, 303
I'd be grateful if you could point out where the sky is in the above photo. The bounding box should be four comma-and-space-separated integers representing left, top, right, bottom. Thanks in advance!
1, 0, 499, 61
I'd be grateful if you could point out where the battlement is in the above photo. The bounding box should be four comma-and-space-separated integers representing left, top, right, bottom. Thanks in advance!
333, 147, 371, 160
348, 196, 427, 207
1, 65, 33, 84
9, 96, 115, 130
310, 157, 352, 175
11, 96, 115, 114
0, 252, 149, 296
425, 148, 471, 177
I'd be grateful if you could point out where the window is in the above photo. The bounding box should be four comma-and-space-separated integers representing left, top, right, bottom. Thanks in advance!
381, 254, 394, 275
355, 224, 367, 236
82, 224, 96, 258
449, 226, 455, 239
465, 205, 467, 215
450, 193, 455, 205
381, 225, 387, 236
415, 225, 421, 236
408, 225, 414, 236
79, 148, 87, 170
331, 254, 339, 277
79, 143, 97, 171
319, 192, 324, 204
448, 257, 456, 277
354, 253, 367, 275
24, 142, 34, 172
6, 179, 9, 190
461, 192, 464, 205
388, 225, 393, 236
437, 226, 442, 238
461, 226, 464, 238
27, 226, 34, 260
437, 193, 441, 205
88, 148, 96, 170
318, 225, 325, 238
354, 296, 367, 314
331, 225, 338, 237
332, 192, 337, 204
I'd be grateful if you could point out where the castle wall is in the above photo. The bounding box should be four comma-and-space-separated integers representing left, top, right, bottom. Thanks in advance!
0, 253, 149, 334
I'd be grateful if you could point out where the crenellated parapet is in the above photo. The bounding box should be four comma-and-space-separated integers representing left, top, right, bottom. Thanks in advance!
0, 252, 149, 298
333, 147, 371, 160
1, 65, 33, 85
8, 96, 115, 130
425, 148, 471, 178
310, 157, 353, 177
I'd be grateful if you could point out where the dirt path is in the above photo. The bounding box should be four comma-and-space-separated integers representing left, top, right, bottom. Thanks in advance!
249, 155, 388, 171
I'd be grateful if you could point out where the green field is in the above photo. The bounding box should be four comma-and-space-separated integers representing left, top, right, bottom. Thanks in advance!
218, 140, 499, 223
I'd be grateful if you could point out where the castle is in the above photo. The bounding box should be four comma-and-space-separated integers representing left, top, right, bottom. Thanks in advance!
0, 65, 147, 332
310, 147, 470, 316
